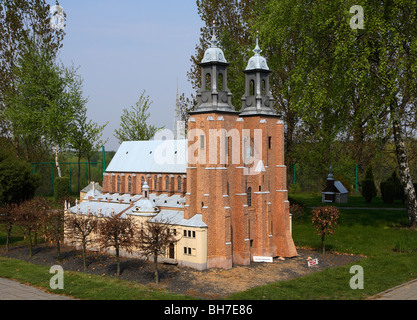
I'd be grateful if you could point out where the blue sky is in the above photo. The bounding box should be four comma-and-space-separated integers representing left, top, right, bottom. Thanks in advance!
55, 1, 204, 151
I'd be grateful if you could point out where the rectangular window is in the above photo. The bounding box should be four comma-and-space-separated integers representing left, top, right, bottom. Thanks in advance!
225, 136, 229, 165
200, 135, 205, 150
184, 230, 187, 237
192, 231, 196, 238
188, 230, 191, 237
268, 136, 272, 149
184, 247, 193, 256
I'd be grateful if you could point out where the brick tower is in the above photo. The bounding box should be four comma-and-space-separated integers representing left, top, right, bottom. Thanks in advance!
238, 35, 297, 260
184, 26, 297, 269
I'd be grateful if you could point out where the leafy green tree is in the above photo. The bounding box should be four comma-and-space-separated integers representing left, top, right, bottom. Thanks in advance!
83, 120, 108, 183
0, 0, 65, 153
5, 37, 84, 175
69, 103, 107, 191
258, 0, 417, 226
114, 90, 163, 143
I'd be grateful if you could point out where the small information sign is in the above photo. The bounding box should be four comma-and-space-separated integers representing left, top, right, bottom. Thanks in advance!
253, 256, 273, 263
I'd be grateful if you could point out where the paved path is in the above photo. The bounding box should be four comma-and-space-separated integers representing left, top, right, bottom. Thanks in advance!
1, 276, 416, 300
0, 278, 73, 300
370, 278, 417, 300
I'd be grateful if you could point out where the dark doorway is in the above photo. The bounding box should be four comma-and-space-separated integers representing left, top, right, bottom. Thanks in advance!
169, 243, 175, 259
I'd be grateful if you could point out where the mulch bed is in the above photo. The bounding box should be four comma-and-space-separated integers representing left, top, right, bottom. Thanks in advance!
0, 244, 363, 299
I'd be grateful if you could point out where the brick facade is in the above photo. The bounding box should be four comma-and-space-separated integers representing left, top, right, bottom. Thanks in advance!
184, 112, 297, 269
103, 173, 186, 196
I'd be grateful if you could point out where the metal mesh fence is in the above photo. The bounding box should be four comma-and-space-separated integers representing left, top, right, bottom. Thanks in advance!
32, 162, 105, 196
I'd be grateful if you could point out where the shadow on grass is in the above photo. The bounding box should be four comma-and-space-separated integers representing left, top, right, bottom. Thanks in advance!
0, 235, 25, 247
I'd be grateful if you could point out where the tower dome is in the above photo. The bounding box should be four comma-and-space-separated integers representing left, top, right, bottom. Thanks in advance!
201, 24, 227, 64
192, 21, 235, 113
245, 35, 269, 71
240, 34, 276, 116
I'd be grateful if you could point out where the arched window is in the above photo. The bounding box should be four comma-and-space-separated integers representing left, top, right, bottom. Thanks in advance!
218, 73, 223, 91
247, 187, 252, 207
205, 73, 211, 91
154, 175, 157, 190
177, 176, 182, 191
261, 79, 266, 95
165, 176, 170, 190
250, 80, 255, 95
128, 176, 132, 193
117, 176, 121, 193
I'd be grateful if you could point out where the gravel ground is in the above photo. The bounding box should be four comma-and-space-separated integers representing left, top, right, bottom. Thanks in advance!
0, 244, 363, 299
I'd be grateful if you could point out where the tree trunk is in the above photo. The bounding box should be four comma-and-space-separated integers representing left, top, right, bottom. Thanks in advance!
56, 238, 61, 262
154, 252, 159, 284
321, 234, 326, 255
77, 155, 81, 194
391, 103, 417, 228
55, 144, 62, 178
116, 247, 120, 277
28, 231, 33, 258
82, 242, 87, 270
6, 225, 12, 252
88, 157, 92, 183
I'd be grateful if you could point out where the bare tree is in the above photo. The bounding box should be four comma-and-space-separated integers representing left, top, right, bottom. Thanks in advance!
15, 198, 50, 257
136, 219, 179, 284
0, 203, 18, 252
65, 212, 98, 270
97, 213, 135, 277
43, 208, 65, 262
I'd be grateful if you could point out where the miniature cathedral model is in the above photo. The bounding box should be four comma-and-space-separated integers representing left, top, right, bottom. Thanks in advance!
69, 24, 297, 270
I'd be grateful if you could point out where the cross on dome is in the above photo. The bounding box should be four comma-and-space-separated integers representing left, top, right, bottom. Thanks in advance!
245, 32, 269, 71
253, 32, 262, 56
201, 19, 227, 64
210, 20, 219, 48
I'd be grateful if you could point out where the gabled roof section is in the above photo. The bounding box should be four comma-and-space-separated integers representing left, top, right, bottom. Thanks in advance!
334, 181, 348, 194
105, 139, 188, 174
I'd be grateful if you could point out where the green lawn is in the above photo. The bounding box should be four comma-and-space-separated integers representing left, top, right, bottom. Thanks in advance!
0, 226, 191, 300
1, 193, 416, 300
228, 194, 417, 300
0, 256, 192, 300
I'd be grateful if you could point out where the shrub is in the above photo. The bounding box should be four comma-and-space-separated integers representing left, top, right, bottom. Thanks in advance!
380, 181, 395, 204
54, 177, 70, 201
361, 166, 377, 203
362, 179, 377, 203
388, 171, 404, 204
